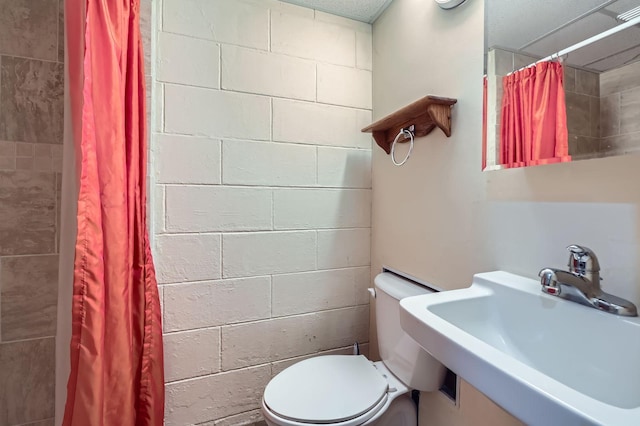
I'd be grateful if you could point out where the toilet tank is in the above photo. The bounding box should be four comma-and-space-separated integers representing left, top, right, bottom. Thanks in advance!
374, 272, 447, 392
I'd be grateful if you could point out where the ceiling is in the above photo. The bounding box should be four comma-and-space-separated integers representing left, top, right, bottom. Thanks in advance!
487, 0, 640, 72
279, 0, 394, 23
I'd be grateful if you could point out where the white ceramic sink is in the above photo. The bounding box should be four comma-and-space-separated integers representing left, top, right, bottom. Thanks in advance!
400, 271, 640, 426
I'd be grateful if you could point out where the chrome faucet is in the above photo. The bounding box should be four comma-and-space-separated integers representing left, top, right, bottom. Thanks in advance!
538, 245, 638, 317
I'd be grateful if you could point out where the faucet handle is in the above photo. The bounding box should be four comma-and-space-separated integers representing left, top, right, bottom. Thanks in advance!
566, 244, 600, 275
539, 268, 561, 295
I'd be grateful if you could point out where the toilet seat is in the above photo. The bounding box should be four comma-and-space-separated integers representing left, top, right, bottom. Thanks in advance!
263, 355, 394, 426
262, 394, 388, 426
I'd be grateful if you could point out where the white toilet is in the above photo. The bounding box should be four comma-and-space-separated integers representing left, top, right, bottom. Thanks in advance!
261, 272, 447, 426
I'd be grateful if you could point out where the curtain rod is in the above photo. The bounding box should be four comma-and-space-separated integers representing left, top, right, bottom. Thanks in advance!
508, 14, 640, 75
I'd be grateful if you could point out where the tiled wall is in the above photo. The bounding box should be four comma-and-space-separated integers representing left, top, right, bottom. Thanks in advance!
486, 48, 601, 163
152, 0, 373, 424
0, 0, 64, 425
600, 60, 640, 156
563, 66, 600, 160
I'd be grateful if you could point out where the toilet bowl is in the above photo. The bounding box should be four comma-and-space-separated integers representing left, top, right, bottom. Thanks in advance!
261, 273, 447, 426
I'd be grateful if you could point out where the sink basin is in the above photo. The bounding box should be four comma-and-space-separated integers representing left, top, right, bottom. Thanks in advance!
400, 271, 640, 426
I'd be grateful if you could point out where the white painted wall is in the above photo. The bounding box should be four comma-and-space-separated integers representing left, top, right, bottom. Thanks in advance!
373, 0, 640, 424
151, 0, 373, 423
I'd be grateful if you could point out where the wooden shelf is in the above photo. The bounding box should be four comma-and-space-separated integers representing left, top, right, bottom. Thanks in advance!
361, 95, 458, 154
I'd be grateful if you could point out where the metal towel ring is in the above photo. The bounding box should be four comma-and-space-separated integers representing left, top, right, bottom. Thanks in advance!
391, 126, 415, 166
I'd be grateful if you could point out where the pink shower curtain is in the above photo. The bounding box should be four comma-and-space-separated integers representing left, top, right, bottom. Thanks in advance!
499, 61, 571, 168
63, 0, 164, 424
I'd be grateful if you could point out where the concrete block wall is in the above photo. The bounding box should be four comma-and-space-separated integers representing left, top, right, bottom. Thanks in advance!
151, 1, 373, 424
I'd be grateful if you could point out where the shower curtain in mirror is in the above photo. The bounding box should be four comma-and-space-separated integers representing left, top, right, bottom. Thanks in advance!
499, 61, 571, 168
63, 0, 164, 424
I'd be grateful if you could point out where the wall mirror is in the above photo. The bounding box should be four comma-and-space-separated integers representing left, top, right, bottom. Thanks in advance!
484, 0, 640, 170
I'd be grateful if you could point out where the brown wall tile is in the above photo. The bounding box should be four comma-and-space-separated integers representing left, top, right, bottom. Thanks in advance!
601, 132, 640, 156
2, 142, 60, 173
567, 135, 579, 156
600, 61, 640, 97
15, 156, 34, 170
563, 67, 576, 93
575, 69, 599, 97
0, 157, 15, 170
21, 419, 55, 426
1, 255, 58, 341
0, 1, 63, 423
33, 156, 53, 171
600, 93, 620, 138
0, 141, 14, 156
589, 96, 600, 139
568, 135, 600, 159
16, 142, 33, 156
57, 0, 64, 63
565, 92, 592, 138
0, 337, 55, 425
0, 155, 14, 170
620, 87, 640, 135
0, 56, 64, 144
599, 61, 640, 157
0, 0, 58, 61
0, 171, 56, 255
